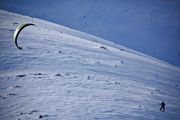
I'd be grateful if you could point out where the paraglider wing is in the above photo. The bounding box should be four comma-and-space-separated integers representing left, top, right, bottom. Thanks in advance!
13, 23, 35, 50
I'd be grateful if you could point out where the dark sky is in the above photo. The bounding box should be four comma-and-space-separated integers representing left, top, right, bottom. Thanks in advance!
0, 0, 180, 66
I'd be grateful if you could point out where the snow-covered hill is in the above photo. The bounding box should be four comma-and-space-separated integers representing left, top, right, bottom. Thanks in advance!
0, 9, 180, 120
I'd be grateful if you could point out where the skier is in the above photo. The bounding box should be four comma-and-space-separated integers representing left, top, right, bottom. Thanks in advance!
160, 101, 166, 112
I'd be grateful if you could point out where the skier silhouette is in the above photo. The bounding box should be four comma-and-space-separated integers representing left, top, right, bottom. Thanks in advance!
160, 101, 166, 112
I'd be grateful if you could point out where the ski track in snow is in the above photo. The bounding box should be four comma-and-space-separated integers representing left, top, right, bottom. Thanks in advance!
0, 9, 180, 120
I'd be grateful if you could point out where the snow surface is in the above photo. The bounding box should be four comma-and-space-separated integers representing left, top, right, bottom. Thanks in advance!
0, 9, 180, 120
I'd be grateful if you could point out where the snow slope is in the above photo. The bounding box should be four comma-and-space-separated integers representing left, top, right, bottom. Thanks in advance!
0, 9, 180, 120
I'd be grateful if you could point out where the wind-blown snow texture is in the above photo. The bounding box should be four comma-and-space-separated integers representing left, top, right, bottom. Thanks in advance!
0, 10, 180, 120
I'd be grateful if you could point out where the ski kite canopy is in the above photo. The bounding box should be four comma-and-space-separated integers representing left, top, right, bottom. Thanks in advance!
13, 23, 35, 50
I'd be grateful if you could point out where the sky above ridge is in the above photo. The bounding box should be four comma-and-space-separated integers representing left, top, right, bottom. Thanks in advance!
0, 0, 180, 66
